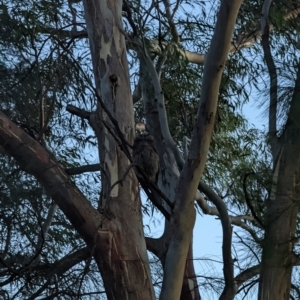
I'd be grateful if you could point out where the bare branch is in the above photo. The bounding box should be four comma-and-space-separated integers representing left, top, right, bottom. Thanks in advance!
36, 203, 58, 260
196, 185, 262, 244
198, 181, 234, 298
242, 173, 264, 227
234, 232, 260, 263
234, 265, 260, 291
66, 163, 101, 175
261, 1, 278, 156
66, 104, 91, 119
139, 38, 205, 65
39, 247, 90, 276
161, 0, 180, 42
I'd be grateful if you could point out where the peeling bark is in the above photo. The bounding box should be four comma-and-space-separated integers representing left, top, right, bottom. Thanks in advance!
82, 0, 155, 298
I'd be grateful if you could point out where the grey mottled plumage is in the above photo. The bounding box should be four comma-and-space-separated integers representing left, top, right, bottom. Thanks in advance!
132, 133, 159, 183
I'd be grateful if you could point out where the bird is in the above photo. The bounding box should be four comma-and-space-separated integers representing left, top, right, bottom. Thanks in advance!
132, 132, 159, 183
132, 132, 172, 219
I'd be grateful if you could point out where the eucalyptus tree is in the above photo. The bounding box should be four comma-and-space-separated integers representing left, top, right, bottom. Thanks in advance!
1, 0, 300, 300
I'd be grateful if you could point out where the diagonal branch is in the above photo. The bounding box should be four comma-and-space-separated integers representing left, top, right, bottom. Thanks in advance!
138, 42, 185, 169
160, 0, 243, 298
36, 203, 58, 259
242, 173, 264, 227
234, 265, 260, 292
65, 160, 173, 218
0, 112, 101, 249
66, 104, 91, 119
37, 247, 90, 277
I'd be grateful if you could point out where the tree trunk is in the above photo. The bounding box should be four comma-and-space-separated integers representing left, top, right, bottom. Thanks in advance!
181, 241, 201, 300
160, 0, 242, 298
258, 146, 300, 299
82, 0, 155, 297
259, 64, 300, 300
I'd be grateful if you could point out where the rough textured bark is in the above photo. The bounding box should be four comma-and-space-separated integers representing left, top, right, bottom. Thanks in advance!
258, 67, 300, 299
258, 146, 300, 299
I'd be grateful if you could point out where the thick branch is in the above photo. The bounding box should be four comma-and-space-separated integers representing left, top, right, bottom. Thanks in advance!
160, 0, 242, 298
0, 246, 89, 280
161, 0, 180, 42
234, 265, 260, 292
66, 104, 91, 119
0, 112, 101, 249
145, 237, 164, 259
140, 38, 205, 65
139, 44, 185, 170
43, 247, 90, 276
261, 1, 278, 157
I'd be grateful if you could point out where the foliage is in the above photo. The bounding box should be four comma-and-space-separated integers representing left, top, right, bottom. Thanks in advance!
1, 0, 300, 299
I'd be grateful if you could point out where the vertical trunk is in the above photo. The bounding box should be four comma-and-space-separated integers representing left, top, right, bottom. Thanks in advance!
82, 1, 155, 299
180, 242, 201, 300
258, 146, 300, 299
160, 0, 242, 298
259, 64, 300, 300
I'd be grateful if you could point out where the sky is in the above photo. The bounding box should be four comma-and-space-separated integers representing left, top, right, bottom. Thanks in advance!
194, 102, 264, 299
142, 100, 265, 300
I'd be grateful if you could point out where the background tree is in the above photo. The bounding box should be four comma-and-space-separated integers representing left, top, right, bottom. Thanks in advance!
1, 0, 300, 300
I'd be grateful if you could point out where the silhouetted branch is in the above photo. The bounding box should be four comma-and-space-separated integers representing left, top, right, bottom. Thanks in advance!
243, 173, 264, 227
261, 2, 278, 157
198, 181, 234, 299
66, 104, 91, 119
66, 163, 101, 175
